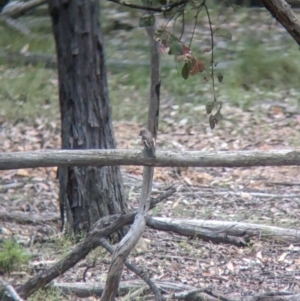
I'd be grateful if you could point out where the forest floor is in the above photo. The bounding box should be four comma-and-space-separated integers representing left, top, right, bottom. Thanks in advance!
1, 3, 300, 301
1, 103, 300, 300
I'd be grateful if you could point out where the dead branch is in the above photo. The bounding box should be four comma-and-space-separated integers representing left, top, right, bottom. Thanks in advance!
0, 279, 24, 301
52, 281, 300, 300
0, 15, 30, 35
1, 149, 300, 170
146, 217, 248, 246
262, 0, 300, 46
183, 189, 300, 199
100, 19, 161, 301
107, 0, 188, 12
0, 211, 60, 223
145, 26, 160, 139
51, 280, 195, 298
1, 0, 45, 18
0, 50, 57, 68
100, 167, 153, 301
151, 218, 300, 244
247, 291, 300, 301
171, 289, 225, 301
99, 238, 162, 300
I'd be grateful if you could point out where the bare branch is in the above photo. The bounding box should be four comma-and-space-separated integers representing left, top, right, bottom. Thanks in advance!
204, 2, 217, 101
146, 26, 161, 138
100, 169, 153, 301
0, 211, 59, 223
150, 217, 300, 244
146, 217, 248, 246
0, 279, 24, 301
262, 0, 300, 45
1, 0, 45, 18
107, 0, 188, 13
51, 280, 196, 298
0, 15, 30, 35
1, 149, 300, 170
99, 238, 162, 300
100, 20, 161, 301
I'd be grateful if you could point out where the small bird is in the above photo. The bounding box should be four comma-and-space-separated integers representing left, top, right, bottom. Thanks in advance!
139, 129, 156, 158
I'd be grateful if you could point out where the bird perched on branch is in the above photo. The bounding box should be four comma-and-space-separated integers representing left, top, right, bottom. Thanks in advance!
139, 129, 156, 158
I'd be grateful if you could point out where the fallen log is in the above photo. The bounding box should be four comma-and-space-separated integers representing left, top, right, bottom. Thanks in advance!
152, 218, 300, 244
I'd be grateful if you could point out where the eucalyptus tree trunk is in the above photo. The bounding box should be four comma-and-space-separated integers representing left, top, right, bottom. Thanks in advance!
48, 0, 126, 234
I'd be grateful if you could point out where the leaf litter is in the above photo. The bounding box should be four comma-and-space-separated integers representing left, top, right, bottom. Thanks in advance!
1, 98, 300, 299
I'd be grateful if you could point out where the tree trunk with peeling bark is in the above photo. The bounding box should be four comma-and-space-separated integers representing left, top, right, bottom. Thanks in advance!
47, 0, 126, 234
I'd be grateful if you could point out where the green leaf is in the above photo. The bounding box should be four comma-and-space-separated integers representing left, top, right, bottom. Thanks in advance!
214, 28, 232, 40
169, 41, 183, 56
214, 110, 223, 124
182, 63, 190, 80
209, 114, 216, 130
206, 102, 214, 114
154, 30, 164, 40
169, 32, 180, 43
139, 14, 155, 27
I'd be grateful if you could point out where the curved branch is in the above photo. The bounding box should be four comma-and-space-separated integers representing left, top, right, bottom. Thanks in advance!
99, 238, 162, 300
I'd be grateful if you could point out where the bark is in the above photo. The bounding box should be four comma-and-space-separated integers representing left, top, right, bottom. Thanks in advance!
262, 0, 300, 45
99, 238, 162, 300
1, 149, 300, 170
152, 217, 300, 243
47, 0, 126, 234
0, 0, 44, 17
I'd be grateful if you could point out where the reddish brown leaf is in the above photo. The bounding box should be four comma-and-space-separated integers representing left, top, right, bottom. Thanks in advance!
203, 47, 212, 53
182, 44, 192, 56
190, 59, 205, 76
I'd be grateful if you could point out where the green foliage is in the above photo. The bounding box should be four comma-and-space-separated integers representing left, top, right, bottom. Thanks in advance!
139, 13, 155, 27
0, 19, 54, 53
213, 27, 232, 40
29, 288, 63, 301
227, 41, 300, 90
182, 63, 190, 80
0, 239, 30, 274
0, 66, 58, 120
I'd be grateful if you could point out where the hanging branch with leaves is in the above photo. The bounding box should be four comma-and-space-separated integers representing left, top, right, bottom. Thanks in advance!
136, 0, 224, 129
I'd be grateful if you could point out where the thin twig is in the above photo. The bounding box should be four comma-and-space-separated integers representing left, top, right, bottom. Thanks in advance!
179, 8, 185, 41
203, 2, 216, 101
189, 2, 204, 48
